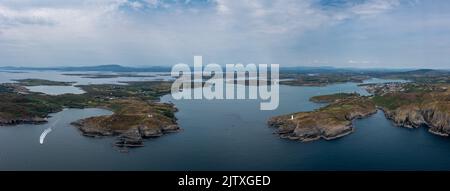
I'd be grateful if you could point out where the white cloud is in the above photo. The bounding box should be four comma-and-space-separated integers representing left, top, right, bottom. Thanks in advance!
348, 60, 376, 64
214, 0, 329, 34
2, 0, 441, 68
0, 5, 56, 27
0, 0, 405, 38
350, 0, 400, 16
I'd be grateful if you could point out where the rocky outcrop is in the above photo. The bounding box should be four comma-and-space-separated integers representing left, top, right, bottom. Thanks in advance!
112, 124, 180, 147
382, 102, 450, 136
71, 99, 181, 148
268, 114, 353, 141
115, 128, 144, 147
268, 96, 377, 141
0, 116, 48, 125
71, 118, 115, 137
72, 117, 180, 147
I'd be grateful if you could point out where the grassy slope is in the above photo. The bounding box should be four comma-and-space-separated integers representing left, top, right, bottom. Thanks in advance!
309, 92, 359, 103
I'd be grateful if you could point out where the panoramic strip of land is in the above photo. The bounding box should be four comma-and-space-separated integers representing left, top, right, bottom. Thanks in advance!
0, 67, 449, 148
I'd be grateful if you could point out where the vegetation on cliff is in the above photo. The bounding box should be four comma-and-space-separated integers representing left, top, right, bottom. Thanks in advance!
309, 92, 359, 103
268, 94, 377, 141
366, 83, 450, 136
271, 81, 450, 142
71, 99, 179, 147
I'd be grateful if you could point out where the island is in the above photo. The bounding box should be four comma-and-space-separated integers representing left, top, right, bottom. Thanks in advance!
279, 73, 370, 86
71, 98, 179, 147
0, 79, 179, 148
62, 73, 156, 79
14, 79, 76, 86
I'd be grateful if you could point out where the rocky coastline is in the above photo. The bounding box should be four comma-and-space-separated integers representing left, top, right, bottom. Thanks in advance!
268, 95, 377, 142
0, 79, 180, 149
380, 105, 450, 136
71, 117, 181, 147
0, 117, 48, 126
271, 82, 450, 143
366, 83, 450, 137
70, 99, 180, 148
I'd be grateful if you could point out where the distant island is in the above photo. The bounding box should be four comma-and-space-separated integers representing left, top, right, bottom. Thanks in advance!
14, 79, 76, 86
62, 73, 157, 79
279, 68, 450, 86
279, 73, 371, 86
0, 64, 389, 73
0, 64, 172, 72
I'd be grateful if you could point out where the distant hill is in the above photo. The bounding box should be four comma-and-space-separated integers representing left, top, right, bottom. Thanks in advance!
279, 66, 413, 74
0, 65, 356, 73
0, 65, 172, 72
0, 65, 447, 74
401, 69, 449, 75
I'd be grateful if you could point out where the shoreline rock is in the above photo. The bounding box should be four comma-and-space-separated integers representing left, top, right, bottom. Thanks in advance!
380, 104, 450, 137
72, 119, 181, 147
0, 117, 48, 126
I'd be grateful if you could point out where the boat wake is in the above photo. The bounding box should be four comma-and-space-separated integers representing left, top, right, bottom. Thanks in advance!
39, 118, 60, 144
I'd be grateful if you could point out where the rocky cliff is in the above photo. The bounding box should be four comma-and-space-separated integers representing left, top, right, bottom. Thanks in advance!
382, 102, 450, 136
370, 83, 450, 137
71, 99, 180, 147
268, 96, 377, 141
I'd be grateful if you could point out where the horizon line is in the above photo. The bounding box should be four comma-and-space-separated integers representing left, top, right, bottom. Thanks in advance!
0, 64, 449, 71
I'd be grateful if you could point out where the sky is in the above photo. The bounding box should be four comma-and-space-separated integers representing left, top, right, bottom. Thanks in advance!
0, 0, 449, 69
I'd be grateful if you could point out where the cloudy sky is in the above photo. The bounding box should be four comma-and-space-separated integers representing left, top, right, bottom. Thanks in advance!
0, 0, 449, 68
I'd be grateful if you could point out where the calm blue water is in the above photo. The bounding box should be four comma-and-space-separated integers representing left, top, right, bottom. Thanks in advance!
0, 73, 448, 170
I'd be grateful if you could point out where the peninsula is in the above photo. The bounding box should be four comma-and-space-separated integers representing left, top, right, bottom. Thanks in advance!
269, 93, 377, 141
270, 81, 450, 142
365, 82, 450, 136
